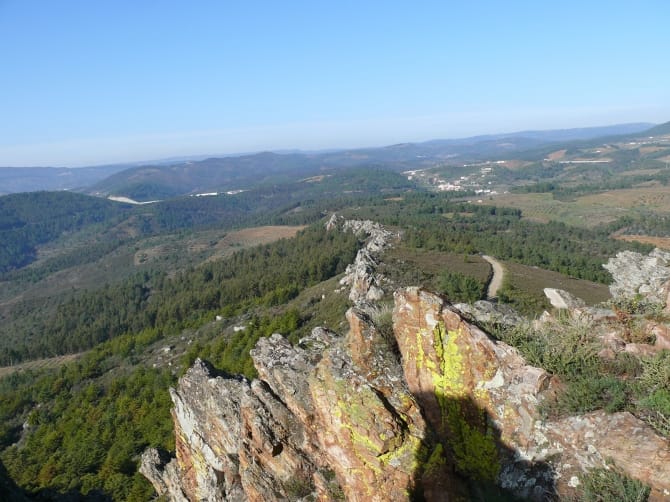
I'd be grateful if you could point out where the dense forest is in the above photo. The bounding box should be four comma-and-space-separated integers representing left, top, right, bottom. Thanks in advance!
0, 192, 131, 274
0, 223, 364, 499
2, 191, 652, 366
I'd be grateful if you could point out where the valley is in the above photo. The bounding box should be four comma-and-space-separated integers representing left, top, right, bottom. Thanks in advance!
1, 122, 669, 501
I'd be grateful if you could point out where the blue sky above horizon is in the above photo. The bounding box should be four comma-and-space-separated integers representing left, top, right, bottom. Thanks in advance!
1, 1, 669, 167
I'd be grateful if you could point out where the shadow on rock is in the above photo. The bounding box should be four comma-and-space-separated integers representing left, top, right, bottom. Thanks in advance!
410, 393, 557, 501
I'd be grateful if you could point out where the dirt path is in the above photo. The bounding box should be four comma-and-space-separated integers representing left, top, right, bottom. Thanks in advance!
482, 255, 504, 299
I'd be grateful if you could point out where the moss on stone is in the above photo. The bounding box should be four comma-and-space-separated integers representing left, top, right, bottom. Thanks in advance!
423, 443, 447, 476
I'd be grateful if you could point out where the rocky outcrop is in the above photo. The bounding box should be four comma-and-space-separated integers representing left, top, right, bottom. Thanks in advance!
453, 299, 523, 328
545, 411, 670, 496
142, 286, 670, 501
604, 248, 670, 304
330, 215, 396, 305
142, 312, 430, 501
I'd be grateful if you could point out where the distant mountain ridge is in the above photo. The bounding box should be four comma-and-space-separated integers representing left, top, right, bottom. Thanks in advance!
87, 122, 658, 201
0, 122, 659, 198
0, 164, 136, 195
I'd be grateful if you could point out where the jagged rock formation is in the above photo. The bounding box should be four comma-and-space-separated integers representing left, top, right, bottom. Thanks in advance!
143, 286, 670, 501
330, 215, 396, 305
142, 226, 670, 501
604, 248, 670, 304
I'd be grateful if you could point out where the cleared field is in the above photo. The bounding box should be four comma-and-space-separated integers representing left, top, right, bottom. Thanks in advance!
492, 193, 626, 227
614, 234, 670, 249
0, 352, 84, 378
135, 225, 306, 265
546, 149, 567, 161
579, 186, 670, 212
206, 225, 306, 261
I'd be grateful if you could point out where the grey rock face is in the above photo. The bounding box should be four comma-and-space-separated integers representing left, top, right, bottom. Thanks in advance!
543, 288, 586, 309
453, 299, 523, 328
604, 248, 670, 303
330, 216, 396, 306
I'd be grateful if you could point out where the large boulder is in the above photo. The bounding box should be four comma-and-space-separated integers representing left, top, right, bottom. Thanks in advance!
604, 248, 670, 304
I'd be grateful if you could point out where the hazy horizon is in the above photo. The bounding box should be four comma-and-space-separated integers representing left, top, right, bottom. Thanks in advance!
0, 119, 661, 169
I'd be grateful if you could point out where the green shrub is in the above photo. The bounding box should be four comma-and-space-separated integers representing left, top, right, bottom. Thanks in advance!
635, 351, 670, 435
637, 351, 670, 394
579, 465, 650, 502
370, 302, 395, 346
544, 376, 629, 417
610, 295, 664, 318
495, 317, 638, 417
438, 270, 486, 304
495, 316, 601, 378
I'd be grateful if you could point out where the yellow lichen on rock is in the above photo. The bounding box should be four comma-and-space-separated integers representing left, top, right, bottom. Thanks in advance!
423, 322, 500, 481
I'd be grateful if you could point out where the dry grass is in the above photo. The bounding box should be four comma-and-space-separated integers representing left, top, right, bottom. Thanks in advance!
619, 168, 662, 177
640, 146, 666, 154
546, 149, 567, 161
301, 175, 330, 183
504, 261, 610, 306
492, 193, 626, 227
613, 234, 670, 250
578, 186, 670, 212
135, 225, 306, 265
206, 226, 306, 261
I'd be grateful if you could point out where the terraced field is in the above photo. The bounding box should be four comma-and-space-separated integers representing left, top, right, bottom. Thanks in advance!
493, 185, 670, 228
0, 353, 84, 378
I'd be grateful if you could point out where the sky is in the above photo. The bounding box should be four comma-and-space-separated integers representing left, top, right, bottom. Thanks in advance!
1, 1, 669, 167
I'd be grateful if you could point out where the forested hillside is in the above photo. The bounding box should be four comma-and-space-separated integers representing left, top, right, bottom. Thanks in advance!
0, 192, 131, 274
0, 167, 412, 278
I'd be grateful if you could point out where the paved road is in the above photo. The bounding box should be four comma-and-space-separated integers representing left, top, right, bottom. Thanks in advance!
482, 255, 504, 299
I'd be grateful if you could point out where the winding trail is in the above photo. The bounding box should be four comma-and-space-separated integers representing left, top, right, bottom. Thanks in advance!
482, 255, 505, 299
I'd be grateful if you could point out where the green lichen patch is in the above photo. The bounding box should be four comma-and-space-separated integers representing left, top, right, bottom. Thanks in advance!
422, 322, 501, 481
